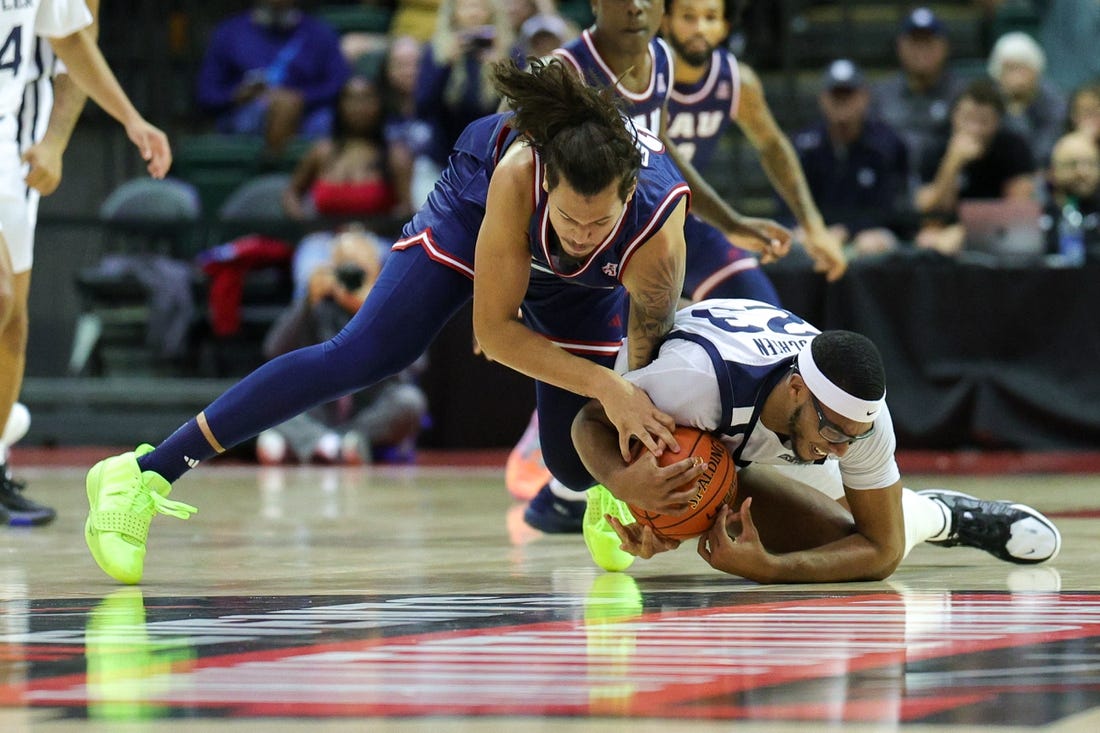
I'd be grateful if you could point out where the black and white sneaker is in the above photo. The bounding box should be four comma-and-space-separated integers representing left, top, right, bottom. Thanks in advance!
918, 489, 1060, 564
0, 465, 56, 527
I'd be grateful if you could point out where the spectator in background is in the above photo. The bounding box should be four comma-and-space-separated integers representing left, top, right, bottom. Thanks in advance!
787, 60, 911, 258
1067, 81, 1100, 145
1040, 131, 1100, 257
872, 6, 966, 176
979, 0, 1100, 94
416, 0, 514, 167
283, 74, 414, 299
987, 31, 1065, 165
197, 0, 351, 155
257, 229, 429, 465
283, 74, 413, 222
517, 12, 573, 59
915, 78, 1036, 255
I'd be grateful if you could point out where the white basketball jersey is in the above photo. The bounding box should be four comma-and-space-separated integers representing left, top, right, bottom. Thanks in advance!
0, 0, 89, 117
624, 299, 900, 490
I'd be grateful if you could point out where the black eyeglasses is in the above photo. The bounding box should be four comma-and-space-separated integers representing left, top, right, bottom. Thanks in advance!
807, 392, 875, 445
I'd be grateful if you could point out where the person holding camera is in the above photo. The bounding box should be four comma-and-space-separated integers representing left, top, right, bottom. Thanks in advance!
415, 0, 514, 168
256, 229, 428, 465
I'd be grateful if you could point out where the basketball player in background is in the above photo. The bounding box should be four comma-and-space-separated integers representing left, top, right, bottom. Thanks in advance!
0, 0, 171, 525
573, 298, 1062, 582
663, 0, 845, 298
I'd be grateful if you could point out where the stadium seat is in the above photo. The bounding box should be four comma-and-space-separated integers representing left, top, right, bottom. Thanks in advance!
70, 178, 204, 376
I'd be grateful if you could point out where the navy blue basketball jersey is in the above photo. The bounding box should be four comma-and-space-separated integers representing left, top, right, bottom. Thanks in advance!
396, 112, 690, 356
666, 49, 741, 166
552, 29, 673, 135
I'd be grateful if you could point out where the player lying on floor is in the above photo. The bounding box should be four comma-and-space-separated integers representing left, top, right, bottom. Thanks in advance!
572, 298, 1061, 582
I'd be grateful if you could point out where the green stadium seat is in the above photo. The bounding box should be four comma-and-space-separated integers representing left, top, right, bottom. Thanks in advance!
316, 5, 394, 35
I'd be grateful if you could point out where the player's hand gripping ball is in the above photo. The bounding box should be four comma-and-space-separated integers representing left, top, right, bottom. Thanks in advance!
628, 426, 738, 541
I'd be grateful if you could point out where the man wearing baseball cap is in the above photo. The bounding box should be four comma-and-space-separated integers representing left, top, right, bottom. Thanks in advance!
785, 59, 911, 257
872, 7, 966, 174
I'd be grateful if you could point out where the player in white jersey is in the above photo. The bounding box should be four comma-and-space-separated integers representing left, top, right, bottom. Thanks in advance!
0, 0, 170, 525
574, 299, 1062, 582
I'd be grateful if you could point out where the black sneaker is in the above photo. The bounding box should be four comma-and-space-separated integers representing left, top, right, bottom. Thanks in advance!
523, 482, 585, 533
0, 465, 57, 527
918, 489, 1060, 564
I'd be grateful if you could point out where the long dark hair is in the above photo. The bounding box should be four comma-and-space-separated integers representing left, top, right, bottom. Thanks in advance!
490, 58, 642, 201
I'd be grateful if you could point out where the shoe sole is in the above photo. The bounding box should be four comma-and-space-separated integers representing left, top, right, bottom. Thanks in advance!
919, 489, 1062, 563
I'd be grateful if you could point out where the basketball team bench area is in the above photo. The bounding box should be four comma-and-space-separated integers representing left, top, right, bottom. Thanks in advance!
0, 457, 1097, 732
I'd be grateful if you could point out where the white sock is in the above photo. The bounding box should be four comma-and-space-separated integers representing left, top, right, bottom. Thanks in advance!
901, 488, 952, 558
548, 477, 588, 502
1, 403, 30, 447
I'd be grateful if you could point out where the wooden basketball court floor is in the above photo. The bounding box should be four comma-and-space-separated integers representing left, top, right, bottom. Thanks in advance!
1, 452, 1099, 732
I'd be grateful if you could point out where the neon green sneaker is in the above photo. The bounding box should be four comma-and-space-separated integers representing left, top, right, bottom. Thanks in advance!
583, 484, 637, 572
85, 445, 197, 585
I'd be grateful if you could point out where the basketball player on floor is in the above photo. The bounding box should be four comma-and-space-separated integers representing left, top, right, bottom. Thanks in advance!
573, 298, 1061, 581
0, 0, 170, 526
515, 0, 844, 528
81, 60, 787, 585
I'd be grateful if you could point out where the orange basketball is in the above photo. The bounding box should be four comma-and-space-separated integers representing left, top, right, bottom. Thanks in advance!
628, 426, 738, 541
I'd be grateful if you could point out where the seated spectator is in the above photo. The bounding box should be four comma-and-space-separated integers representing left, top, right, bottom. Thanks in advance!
872, 6, 967, 176
1040, 131, 1100, 259
915, 79, 1037, 256
283, 74, 414, 222
1067, 80, 1100, 145
982, 0, 1100, 94
283, 74, 413, 299
196, 0, 351, 155
987, 31, 1065, 165
786, 59, 911, 258
257, 229, 429, 465
516, 12, 573, 60
416, 0, 514, 167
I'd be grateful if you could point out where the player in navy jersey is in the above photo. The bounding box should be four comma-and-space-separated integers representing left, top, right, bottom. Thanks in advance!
506, 0, 839, 521
662, 0, 845, 296
550, 0, 791, 263
83, 59, 699, 585
574, 299, 1062, 581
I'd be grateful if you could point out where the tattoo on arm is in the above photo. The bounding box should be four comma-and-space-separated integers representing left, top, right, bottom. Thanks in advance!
626, 255, 683, 370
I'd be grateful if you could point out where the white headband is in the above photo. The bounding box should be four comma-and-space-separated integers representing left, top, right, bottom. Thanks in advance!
796, 346, 885, 422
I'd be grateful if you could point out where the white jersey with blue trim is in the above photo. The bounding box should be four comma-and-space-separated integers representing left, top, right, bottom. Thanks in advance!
18, 36, 58, 151
620, 299, 901, 490
0, 0, 90, 117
